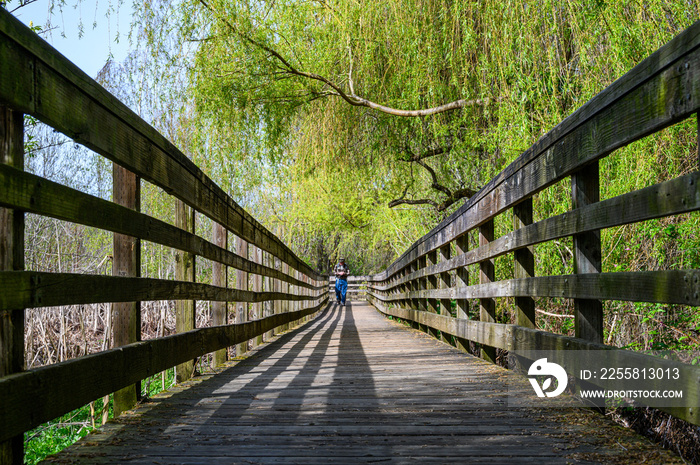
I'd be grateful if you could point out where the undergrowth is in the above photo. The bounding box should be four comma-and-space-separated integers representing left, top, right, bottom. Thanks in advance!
24, 368, 177, 464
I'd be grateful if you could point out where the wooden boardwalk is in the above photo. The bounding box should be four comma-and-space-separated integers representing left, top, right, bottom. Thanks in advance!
45, 303, 682, 464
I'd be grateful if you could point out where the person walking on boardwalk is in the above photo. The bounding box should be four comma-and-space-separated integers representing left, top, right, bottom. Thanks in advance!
334, 258, 350, 306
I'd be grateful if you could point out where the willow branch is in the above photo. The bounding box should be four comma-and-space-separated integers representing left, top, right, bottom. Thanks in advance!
388, 197, 439, 208
319, 185, 369, 229
347, 41, 355, 96
435, 186, 479, 212
414, 159, 452, 198
388, 185, 436, 208
408, 144, 454, 162
198, 0, 489, 117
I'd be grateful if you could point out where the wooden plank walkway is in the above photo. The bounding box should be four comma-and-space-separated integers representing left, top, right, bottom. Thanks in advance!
44, 302, 682, 464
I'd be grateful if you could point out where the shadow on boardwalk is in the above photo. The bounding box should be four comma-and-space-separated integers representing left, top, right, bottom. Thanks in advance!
45, 303, 683, 464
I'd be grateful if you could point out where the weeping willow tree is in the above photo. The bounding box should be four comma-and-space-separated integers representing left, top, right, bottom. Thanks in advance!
128, 0, 699, 273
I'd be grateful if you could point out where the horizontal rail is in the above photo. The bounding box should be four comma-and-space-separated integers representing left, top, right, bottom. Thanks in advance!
0, 271, 324, 310
0, 8, 329, 460
372, 303, 700, 425
0, 298, 330, 443
375, 20, 700, 280
366, 19, 700, 431
374, 172, 700, 292
0, 10, 321, 280
0, 164, 320, 290
368, 270, 700, 306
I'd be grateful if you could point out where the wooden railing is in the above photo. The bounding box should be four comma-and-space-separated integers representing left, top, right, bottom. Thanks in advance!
0, 9, 328, 462
329, 276, 369, 301
367, 20, 700, 426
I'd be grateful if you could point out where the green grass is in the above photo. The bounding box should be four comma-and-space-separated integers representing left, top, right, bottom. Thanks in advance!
23, 368, 177, 464
24, 397, 110, 465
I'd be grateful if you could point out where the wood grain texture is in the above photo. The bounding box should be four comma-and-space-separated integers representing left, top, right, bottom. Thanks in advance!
371, 21, 700, 283
479, 220, 496, 363
0, 299, 329, 443
0, 9, 322, 281
0, 164, 321, 290
369, 270, 700, 306
175, 200, 196, 383
251, 245, 263, 348
111, 164, 141, 417
211, 222, 228, 367
373, 303, 700, 426
571, 162, 603, 343
44, 303, 684, 464
453, 234, 470, 352
235, 237, 249, 356
0, 271, 320, 311
0, 108, 23, 375
0, 105, 24, 465
513, 199, 535, 328
371, 171, 700, 294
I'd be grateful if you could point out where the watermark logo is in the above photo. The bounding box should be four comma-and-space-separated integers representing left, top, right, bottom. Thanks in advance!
528, 358, 568, 398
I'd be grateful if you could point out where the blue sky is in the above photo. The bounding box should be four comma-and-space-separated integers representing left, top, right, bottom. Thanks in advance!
10, 0, 133, 78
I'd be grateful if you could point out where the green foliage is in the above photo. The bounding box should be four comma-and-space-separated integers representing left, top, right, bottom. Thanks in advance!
130, 0, 699, 274
24, 397, 112, 465
142, 368, 177, 398
24, 370, 177, 464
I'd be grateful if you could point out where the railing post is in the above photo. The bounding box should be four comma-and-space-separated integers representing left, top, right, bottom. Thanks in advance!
235, 237, 249, 356
211, 222, 228, 367
282, 264, 288, 328
112, 164, 141, 415
297, 271, 303, 323
409, 261, 420, 329
454, 234, 470, 352
273, 257, 282, 336
572, 162, 603, 343
479, 220, 497, 363
513, 199, 536, 328
439, 244, 452, 344
1, 107, 24, 465
175, 200, 196, 382
292, 269, 299, 323
303, 274, 309, 321
252, 245, 263, 347
263, 252, 273, 341
287, 269, 293, 322
402, 267, 409, 311
418, 255, 428, 333
426, 250, 439, 339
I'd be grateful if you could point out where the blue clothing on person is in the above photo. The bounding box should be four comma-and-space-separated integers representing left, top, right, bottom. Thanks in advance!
335, 278, 348, 305
333, 260, 350, 305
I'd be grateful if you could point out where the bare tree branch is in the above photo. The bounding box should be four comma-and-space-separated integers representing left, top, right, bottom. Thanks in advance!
388, 185, 437, 208
388, 197, 439, 208
198, 0, 490, 117
414, 159, 452, 198
347, 40, 355, 96
406, 144, 454, 162
435, 186, 478, 212
391, 145, 479, 212
9, 0, 40, 13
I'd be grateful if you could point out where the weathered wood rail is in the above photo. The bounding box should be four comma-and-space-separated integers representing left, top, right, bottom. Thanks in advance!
1, 5, 700, 463
329, 275, 369, 301
43, 303, 685, 464
367, 20, 700, 426
0, 9, 327, 464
